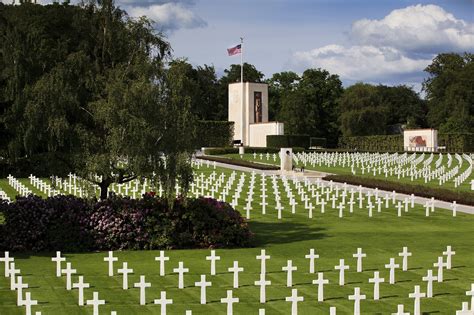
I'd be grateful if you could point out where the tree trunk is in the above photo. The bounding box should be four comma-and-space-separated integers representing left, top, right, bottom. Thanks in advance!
99, 181, 109, 200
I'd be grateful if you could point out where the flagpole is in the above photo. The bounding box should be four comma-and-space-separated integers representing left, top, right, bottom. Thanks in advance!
240, 36, 245, 146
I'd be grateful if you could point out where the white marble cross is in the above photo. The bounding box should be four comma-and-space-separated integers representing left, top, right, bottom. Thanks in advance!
118, 262, 134, 290
254, 273, 271, 303
8, 262, 20, 290
154, 291, 173, 315
337, 202, 344, 218
275, 203, 284, 219
312, 272, 329, 302
305, 249, 319, 274
348, 287, 366, 315
285, 288, 304, 315
228, 261, 244, 288
335, 259, 349, 286
330, 306, 337, 315
206, 250, 221, 276
433, 256, 447, 282
104, 251, 118, 277
0, 251, 14, 277
442, 246, 455, 270
257, 250, 270, 275
195, 274, 212, 304
396, 202, 403, 217
72, 276, 90, 306
451, 201, 457, 217
86, 291, 105, 315
457, 302, 472, 315
307, 202, 314, 218
320, 198, 326, 213
398, 247, 412, 271
368, 271, 384, 300
392, 304, 410, 315
22, 291, 38, 315
134, 275, 151, 305
51, 251, 66, 277
422, 269, 437, 298
409, 285, 426, 315
155, 250, 170, 276
13, 275, 28, 306
385, 258, 399, 284
353, 248, 366, 272
221, 290, 239, 315
282, 260, 297, 287
173, 261, 189, 289
367, 202, 374, 217
60, 262, 76, 291
465, 283, 474, 311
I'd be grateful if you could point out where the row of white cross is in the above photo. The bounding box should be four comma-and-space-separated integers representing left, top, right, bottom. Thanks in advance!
3, 245, 472, 315
249, 151, 473, 189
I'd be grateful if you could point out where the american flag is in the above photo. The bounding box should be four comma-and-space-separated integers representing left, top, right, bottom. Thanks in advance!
227, 44, 242, 56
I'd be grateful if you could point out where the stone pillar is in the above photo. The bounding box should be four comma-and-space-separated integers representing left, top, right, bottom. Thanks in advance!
280, 148, 293, 172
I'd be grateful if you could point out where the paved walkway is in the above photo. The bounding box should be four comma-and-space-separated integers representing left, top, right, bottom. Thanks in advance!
199, 158, 474, 215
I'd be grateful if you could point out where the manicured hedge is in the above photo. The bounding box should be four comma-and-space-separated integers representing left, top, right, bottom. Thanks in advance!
339, 133, 474, 152
438, 133, 474, 152
197, 156, 280, 170
195, 121, 234, 148
203, 146, 305, 155
267, 135, 310, 149
339, 135, 403, 152
310, 137, 327, 148
324, 174, 474, 206
0, 195, 253, 252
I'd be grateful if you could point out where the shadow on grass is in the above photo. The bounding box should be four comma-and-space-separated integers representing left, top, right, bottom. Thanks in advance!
249, 221, 328, 246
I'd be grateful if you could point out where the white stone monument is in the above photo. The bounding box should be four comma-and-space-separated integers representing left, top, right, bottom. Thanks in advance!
228, 82, 284, 147
280, 148, 293, 172
404, 129, 438, 152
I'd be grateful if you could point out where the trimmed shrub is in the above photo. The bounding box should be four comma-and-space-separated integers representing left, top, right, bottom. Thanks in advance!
325, 174, 474, 206
197, 156, 279, 170
267, 135, 310, 149
195, 121, 234, 148
339, 133, 474, 152
310, 137, 327, 148
438, 133, 474, 152
203, 146, 305, 155
339, 135, 403, 152
0, 195, 253, 252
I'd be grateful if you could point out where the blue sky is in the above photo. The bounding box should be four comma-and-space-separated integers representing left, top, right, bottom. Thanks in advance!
147, 0, 473, 91
7, 0, 473, 90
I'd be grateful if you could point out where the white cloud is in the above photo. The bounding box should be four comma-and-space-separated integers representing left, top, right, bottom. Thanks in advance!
127, 2, 206, 32
351, 4, 474, 54
290, 4, 473, 88
293, 44, 431, 82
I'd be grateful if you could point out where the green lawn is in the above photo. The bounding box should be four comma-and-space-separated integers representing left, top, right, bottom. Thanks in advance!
222, 153, 474, 193
1, 166, 473, 314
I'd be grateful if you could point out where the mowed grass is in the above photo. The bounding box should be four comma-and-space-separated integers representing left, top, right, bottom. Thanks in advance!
1, 167, 474, 314
222, 153, 474, 193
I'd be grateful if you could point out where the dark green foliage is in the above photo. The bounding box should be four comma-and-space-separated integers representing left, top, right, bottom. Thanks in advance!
195, 121, 234, 148
0, 195, 253, 251
325, 175, 474, 206
267, 135, 310, 149
339, 133, 474, 152
339, 135, 403, 152
197, 156, 279, 170
267, 71, 300, 121
277, 69, 343, 147
423, 53, 474, 133
310, 137, 327, 148
438, 133, 474, 152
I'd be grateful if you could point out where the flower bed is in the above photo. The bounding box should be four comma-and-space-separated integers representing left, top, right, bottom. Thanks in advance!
0, 195, 253, 252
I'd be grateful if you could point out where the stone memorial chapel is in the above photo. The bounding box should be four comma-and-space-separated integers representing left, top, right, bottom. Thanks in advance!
228, 82, 284, 147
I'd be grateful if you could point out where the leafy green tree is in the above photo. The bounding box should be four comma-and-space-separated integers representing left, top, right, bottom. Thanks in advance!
338, 83, 387, 137
0, 1, 195, 200
423, 53, 474, 133
278, 68, 343, 146
267, 71, 300, 121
